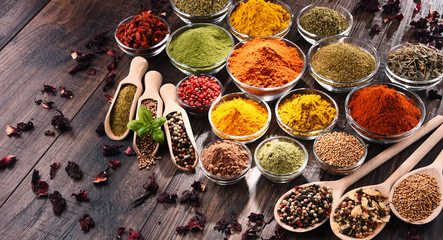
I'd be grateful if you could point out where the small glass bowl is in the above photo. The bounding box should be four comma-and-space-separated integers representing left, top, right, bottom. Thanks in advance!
307, 36, 380, 93
115, 15, 170, 58
296, 3, 353, 44
166, 23, 234, 75
275, 88, 339, 140
313, 130, 367, 175
175, 74, 223, 116
170, 0, 233, 24
227, 0, 293, 41
226, 37, 306, 101
199, 140, 252, 185
385, 43, 443, 91
254, 136, 308, 183
345, 83, 426, 144
208, 92, 271, 144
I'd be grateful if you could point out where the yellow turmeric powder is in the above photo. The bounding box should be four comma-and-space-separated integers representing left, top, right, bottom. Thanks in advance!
229, 0, 291, 37
278, 94, 336, 132
211, 97, 268, 136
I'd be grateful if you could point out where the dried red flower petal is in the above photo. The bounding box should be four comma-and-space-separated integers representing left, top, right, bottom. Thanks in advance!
426, 11, 440, 23
44, 130, 55, 136
96, 122, 105, 136
71, 51, 81, 60
51, 110, 71, 131
87, 67, 96, 76
31, 169, 40, 192
117, 227, 126, 239
415, 3, 421, 12
180, 190, 200, 207
428, 90, 442, 100
410, 18, 428, 28
41, 85, 57, 95
247, 212, 265, 225
214, 218, 229, 232
101, 143, 123, 156
86, 31, 109, 49
157, 192, 178, 203
176, 225, 190, 236
6, 125, 21, 137
108, 160, 121, 169
132, 173, 159, 207
104, 94, 113, 103
16, 121, 34, 131
262, 226, 286, 240
60, 87, 74, 99
191, 181, 205, 192
103, 72, 116, 91
176, 210, 205, 236
78, 214, 94, 231
72, 190, 88, 202
227, 214, 242, 233
107, 49, 116, 56
35, 180, 49, 197
124, 147, 135, 156
41, 101, 55, 109
50, 162, 60, 180
106, 56, 121, 72
65, 161, 83, 180
48, 191, 66, 215
356, 0, 381, 13
69, 61, 91, 74
76, 52, 95, 62
128, 228, 144, 240
370, 24, 381, 34
0, 155, 16, 168
384, 12, 404, 23
94, 168, 109, 184
382, 0, 401, 14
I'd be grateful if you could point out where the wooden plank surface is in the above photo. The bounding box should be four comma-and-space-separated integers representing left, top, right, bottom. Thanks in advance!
0, 0, 442, 239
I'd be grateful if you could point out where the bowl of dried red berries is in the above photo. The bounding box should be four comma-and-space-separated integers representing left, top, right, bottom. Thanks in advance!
115, 11, 170, 57
175, 74, 223, 116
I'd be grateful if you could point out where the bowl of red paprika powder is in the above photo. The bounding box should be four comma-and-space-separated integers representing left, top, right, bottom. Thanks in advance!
345, 83, 425, 144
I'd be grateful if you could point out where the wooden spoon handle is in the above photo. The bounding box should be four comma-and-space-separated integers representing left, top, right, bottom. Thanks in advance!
160, 83, 177, 110
125, 56, 149, 83
144, 71, 162, 92
430, 149, 443, 170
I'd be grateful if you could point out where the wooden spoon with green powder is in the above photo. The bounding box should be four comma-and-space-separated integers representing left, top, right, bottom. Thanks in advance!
274, 115, 443, 233
104, 57, 148, 140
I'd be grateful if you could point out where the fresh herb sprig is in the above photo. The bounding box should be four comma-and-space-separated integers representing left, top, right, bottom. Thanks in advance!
127, 107, 166, 145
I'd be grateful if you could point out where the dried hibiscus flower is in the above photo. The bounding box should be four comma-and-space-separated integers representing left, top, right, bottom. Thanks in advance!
384, 12, 404, 23
191, 181, 205, 192
410, 18, 428, 28
415, 2, 421, 12
355, 0, 381, 13
87, 67, 96, 76
41, 101, 55, 109
242, 212, 274, 240
180, 190, 200, 207
157, 192, 178, 203
60, 87, 74, 99
101, 143, 123, 156
426, 11, 440, 23
128, 228, 144, 240
176, 210, 205, 236
132, 173, 159, 208
106, 55, 121, 72
215, 213, 242, 234
107, 49, 116, 57
104, 94, 113, 103
16, 121, 34, 131
72, 190, 88, 202
49, 191, 66, 215
0, 155, 16, 168
103, 72, 116, 91
41, 84, 57, 95
370, 24, 381, 34
108, 160, 120, 169
86, 31, 109, 49
96, 122, 105, 136
117, 227, 126, 239
428, 90, 442, 100
30, 169, 48, 197
65, 161, 83, 180
124, 147, 135, 156
31, 169, 40, 191
44, 130, 55, 136
6, 125, 21, 137
51, 110, 71, 131
78, 214, 94, 231
50, 162, 60, 180
94, 168, 109, 184
69, 61, 91, 74
382, 0, 400, 14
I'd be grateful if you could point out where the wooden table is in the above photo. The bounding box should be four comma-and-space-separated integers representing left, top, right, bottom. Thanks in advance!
0, 0, 442, 239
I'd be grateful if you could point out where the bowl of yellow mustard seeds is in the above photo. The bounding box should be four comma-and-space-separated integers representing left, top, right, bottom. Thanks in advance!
208, 92, 271, 144
276, 88, 338, 140
227, 0, 293, 41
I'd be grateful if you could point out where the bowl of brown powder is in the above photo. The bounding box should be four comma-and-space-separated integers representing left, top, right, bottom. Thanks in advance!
199, 140, 252, 185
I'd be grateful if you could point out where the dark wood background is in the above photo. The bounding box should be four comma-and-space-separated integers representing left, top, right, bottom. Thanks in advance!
0, 0, 442, 239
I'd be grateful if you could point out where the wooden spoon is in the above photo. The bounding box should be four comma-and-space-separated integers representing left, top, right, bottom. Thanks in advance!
160, 83, 198, 171
132, 71, 163, 156
104, 57, 148, 140
389, 149, 443, 225
330, 123, 443, 240
274, 115, 443, 233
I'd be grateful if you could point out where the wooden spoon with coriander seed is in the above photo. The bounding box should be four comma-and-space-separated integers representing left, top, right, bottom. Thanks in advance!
104, 57, 148, 140
160, 83, 198, 171
133, 71, 164, 156
274, 115, 443, 233
330, 123, 443, 240
388, 149, 443, 225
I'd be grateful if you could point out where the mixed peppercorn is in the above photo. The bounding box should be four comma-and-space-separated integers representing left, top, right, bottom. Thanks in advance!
166, 111, 196, 169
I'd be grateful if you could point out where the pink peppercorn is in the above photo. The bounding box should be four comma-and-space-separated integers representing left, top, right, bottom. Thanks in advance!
177, 75, 221, 107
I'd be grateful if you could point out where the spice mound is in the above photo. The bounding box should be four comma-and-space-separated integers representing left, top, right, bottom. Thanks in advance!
116, 11, 169, 49
257, 140, 304, 175
387, 43, 443, 81
136, 99, 161, 170
278, 94, 336, 133
166, 111, 196, 169
228, 38, 304, 88
277, 185, 332, 229
332, 188, 389, 238
315, 131, 364, 168
110, 84, 137, 136
392, 173, 441, 222
177, 75, 221, 108
229, 0, 290, 37
174, 0, 229, 16
211, 97, 268, 137
201, 140, 249, 177
169, 25, 232, 67
348, 85, 421, 135
311, 42, 375, 83
300, 7, 348, 36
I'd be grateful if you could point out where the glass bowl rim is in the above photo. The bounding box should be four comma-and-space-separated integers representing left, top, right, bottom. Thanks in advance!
175, 74, 224, 110
170, 0, 233, 18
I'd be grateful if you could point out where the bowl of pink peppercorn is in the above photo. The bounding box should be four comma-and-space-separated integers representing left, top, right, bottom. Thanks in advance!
175, 74, 223, 116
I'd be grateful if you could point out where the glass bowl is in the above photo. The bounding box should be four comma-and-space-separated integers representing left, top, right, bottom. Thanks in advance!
254, 136, 308, 183
226, 37, 306, 101
307, 36, 380, 93
296, 3, 353, 44
385, 43, 443, 91
345, 83, 426, 144
115, 15, 170, 58
175, 74, 223, 116
275, 88, 339, 140
199, 140, 252, 185
170, 0, 233, 24
227, 0, 293, 41
208, 92, 271, 144
313, 130, 367, 175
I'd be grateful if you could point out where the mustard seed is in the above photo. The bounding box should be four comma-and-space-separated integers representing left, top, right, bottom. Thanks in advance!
315, 131, 364, 167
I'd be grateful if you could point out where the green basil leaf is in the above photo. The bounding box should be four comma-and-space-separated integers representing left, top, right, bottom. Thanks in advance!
151, 117, 167, 128
151, 128, 165, 145
138, 107, 152, 125
127, 120, 144, 131
137, 126, 150, 137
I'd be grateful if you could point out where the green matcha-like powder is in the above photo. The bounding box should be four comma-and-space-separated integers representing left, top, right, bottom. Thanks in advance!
257, 141, 304, 174
169, 26, 232, 67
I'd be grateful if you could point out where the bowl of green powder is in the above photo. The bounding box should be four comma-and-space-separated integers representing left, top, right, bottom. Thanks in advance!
166, 23, 234, 75
254, 136, 308, 183
170, 0, 233, 24
296, 3, 353, 44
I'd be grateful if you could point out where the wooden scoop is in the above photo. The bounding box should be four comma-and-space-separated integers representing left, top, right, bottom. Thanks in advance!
330, 122, 443, 240
389, 149, 443, 225
274, 115, 443, 233
132, 71, 163, 156
105, 57, 148, 140
160, 83, 198, 171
